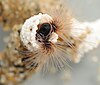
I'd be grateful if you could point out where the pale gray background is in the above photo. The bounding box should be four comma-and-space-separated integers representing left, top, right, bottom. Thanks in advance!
0, 0, 100, 85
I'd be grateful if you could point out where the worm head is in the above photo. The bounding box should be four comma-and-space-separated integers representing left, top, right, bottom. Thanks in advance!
20, 10, 72, 73
20, 13, 58, 51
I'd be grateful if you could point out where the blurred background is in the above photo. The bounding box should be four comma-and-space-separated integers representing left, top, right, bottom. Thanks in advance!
0, 0, 100, 85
